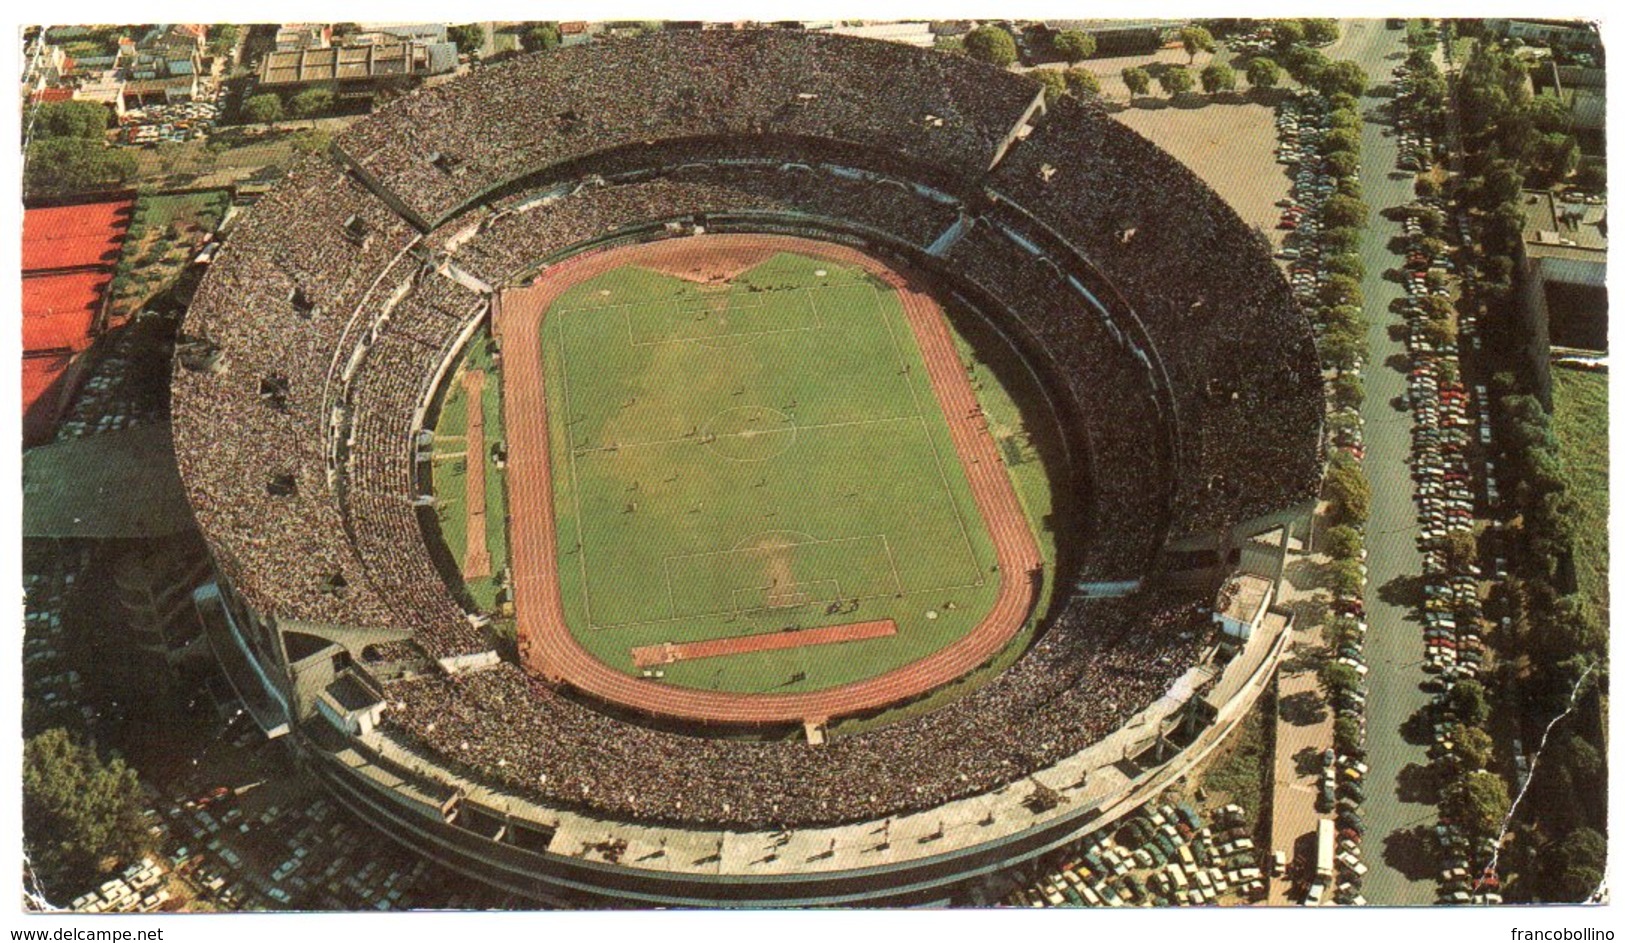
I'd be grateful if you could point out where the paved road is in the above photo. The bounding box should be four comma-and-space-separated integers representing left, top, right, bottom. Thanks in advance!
1340, 19, 1441, 906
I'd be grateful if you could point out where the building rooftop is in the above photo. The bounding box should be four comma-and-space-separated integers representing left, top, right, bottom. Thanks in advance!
1521, 189, 1607, 262
1216, 573, 1273, 626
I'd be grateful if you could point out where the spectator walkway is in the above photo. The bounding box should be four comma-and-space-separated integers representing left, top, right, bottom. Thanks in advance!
1266, 541, 1335, 906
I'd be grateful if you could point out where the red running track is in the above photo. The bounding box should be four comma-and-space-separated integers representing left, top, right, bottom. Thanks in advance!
496, 234, 1042, 725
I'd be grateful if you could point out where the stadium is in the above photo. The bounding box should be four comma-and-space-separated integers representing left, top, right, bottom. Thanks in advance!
172, 30, 1324, 907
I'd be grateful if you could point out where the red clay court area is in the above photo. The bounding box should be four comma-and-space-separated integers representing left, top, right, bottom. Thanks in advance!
496, 234, 1043, 726
22, 199, 132, 446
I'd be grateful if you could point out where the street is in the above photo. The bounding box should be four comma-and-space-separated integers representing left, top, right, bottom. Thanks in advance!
1340, 18, 1441, 905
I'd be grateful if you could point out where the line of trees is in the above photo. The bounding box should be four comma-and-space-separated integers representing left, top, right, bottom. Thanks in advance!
1432, 22, 1606, 903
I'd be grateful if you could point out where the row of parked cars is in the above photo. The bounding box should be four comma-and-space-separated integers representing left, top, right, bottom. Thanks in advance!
1000, 802, 1266, 907
118, 93, 222, 146
1277, 89, 1377, 907
69, 858, 170, 914
1391, 66, 1437, 173
1388, 56, 1506, 909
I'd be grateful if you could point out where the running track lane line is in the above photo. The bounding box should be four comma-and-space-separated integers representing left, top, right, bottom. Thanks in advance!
496, 234, 1041, 725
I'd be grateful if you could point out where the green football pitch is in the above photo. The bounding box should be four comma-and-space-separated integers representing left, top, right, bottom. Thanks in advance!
539, 252, 1013, 695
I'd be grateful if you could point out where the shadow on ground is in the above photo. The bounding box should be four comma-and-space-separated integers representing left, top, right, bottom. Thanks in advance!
1281, 690, 1330, 727
1396, 761, 1442, 804
1377, 573, 1425, 607
1380, 824, 1439, 882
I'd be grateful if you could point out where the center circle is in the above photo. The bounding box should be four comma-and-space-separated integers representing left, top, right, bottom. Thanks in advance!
701, 405, 797, 461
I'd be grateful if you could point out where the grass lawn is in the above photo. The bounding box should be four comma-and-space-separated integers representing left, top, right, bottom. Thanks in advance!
109, 190, 229, 317
1199, 697, 1270, 831
430, 331, 510, 612
539, 252, 1023, 694
1550, 365, 1609, 618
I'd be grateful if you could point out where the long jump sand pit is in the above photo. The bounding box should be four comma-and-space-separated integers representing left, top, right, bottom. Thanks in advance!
630, 620, 898, 670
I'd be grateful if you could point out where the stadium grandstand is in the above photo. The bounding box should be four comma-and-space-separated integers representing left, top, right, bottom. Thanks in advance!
172, 31, 1322, 907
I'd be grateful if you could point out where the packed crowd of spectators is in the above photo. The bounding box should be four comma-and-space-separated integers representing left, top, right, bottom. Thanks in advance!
342, 272, 490, 658
441, 165, 961, 286
991, 97, 1324, 537
946, 222, 1172, 580
381, 588, 1212, 828
336, 30, 1041, 226
173, 154, 426, 633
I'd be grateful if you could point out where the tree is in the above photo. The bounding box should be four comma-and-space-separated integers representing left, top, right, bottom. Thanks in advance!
1527, 132, 1580, 186
1331, 372, 1365, 410
1121, 66, 1152, 99
1318, 325, 1366, 372
1448, 680, 1491, 727
1321, 195, 1370, 231
1158, 65, 1195, 98
1452, 725, 1494, 771
26, 100, 112, 140
1438, 528, 1478, 572
1178, 25, 1215, 64
1302, 18, 1340, 45
1313, 59, 1365, 98
1320, 662, 1362, 694
1541, 828, 1607, 902
1270, 18, 1305, 50
1327, 107, 1361, 131
1417, 316, 1458, 348
1323, 253, 1365, 279
1321, 128, 1361, 154
1328, 557, 1365, 598
290, 128, 333, 157
289, 87, 334, 127
1284, 47, 1329, 87
448, 23, 485, 57
23, 138, 136, 197
1324, 461, 1371, 525
1319, 226, 1362, 254
207, 23, 242, 56
1032, 68, 1069, 105
1574, 160, 1606, 191
1246, 56, 1282, 90
1441, 770, 1511, 837
1323, 524, 1363, 560
1322, 304, 1366, 335
1054, 29, 1096, 64
23, 729, 150, 898
1064, 69, 1101, 99
963, 25, 1018, 68
1334, 715, 1363, 755
1319, 273, 1362, 308
1200, 62, 1236, 95
1415, 175, 1441, 199
243, 93, 283, 129
521, 22, 561, 52
1525, 94, 1573, 134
